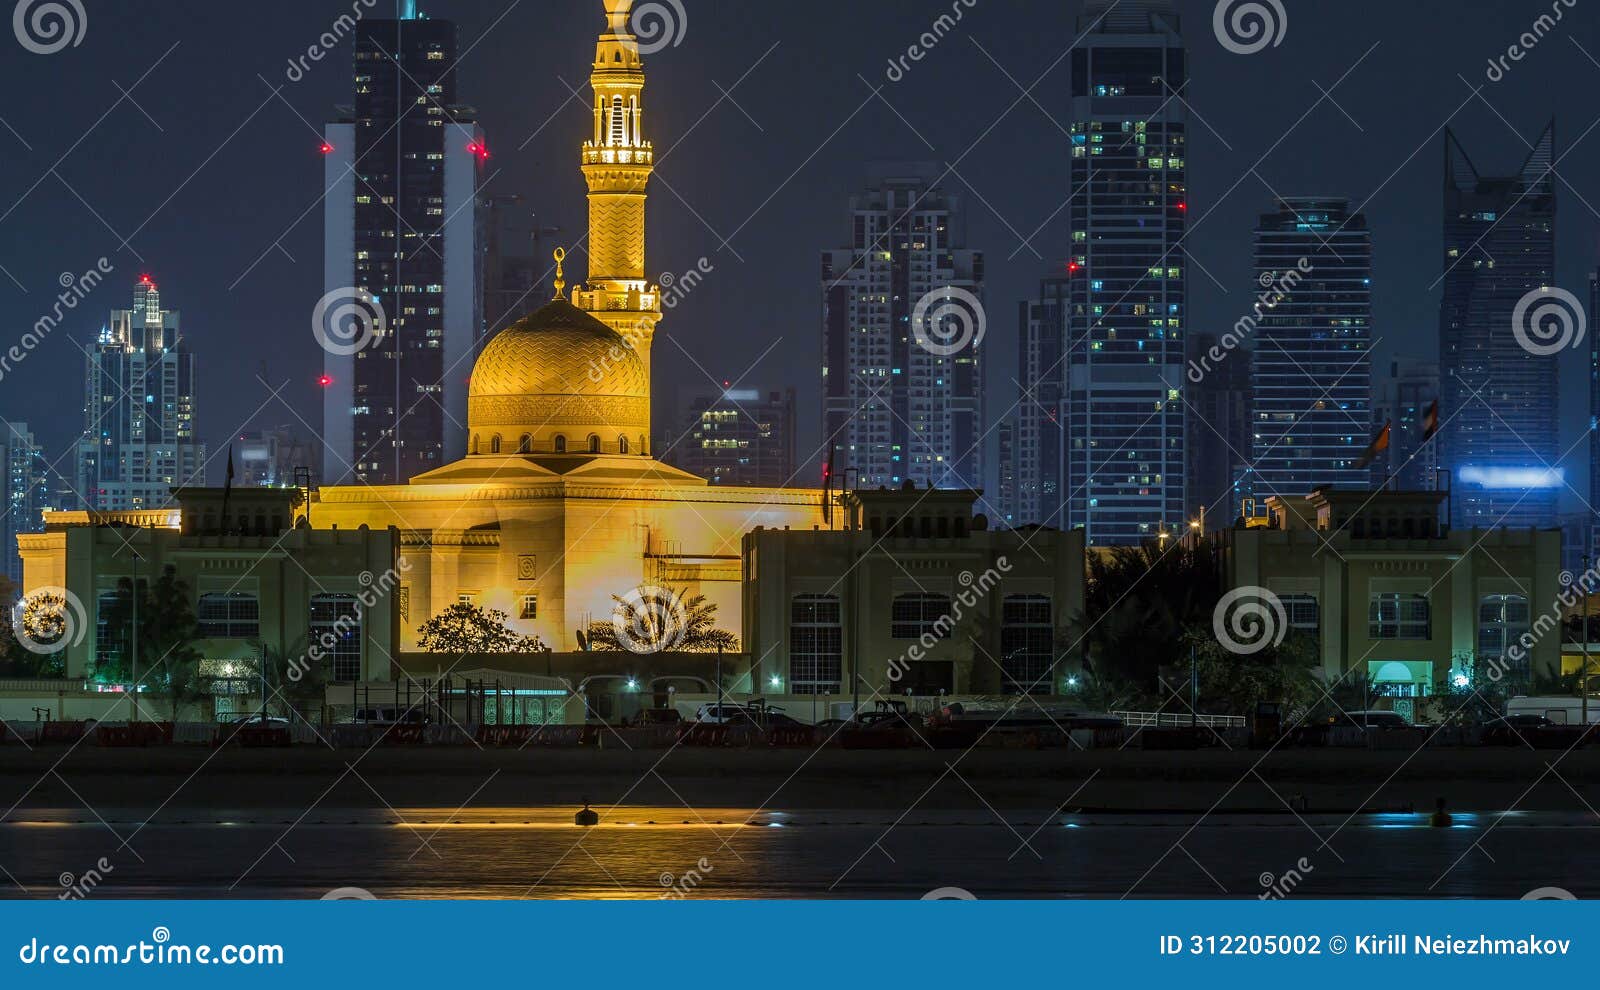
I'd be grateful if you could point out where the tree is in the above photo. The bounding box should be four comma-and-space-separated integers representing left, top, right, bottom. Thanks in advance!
1185, 625, 1321, 716
96, 566, 204, 718
585, 585, 737, 654
1076, 538, 1224, 692
251, 636, 326, 724
416, 603, 549, 654
0, 577, 65, 678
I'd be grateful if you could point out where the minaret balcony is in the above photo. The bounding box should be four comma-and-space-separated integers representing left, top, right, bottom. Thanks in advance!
582, 144, 654, 166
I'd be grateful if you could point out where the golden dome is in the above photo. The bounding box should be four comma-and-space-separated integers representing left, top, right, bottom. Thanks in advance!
468, 298, 650, 456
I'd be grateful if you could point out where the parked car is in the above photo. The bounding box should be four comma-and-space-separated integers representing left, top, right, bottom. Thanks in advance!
1335, 710, 1412, 730
1482, 713, 1551, 745
625, 707, 683, 727
694, 703, 755, 725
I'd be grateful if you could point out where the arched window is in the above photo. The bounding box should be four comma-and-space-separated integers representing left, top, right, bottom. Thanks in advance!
490, 435, 502, 454
471, 435, 479, 455
588, 434, 601, 453
639, 435, 647, 455
891, 592, 953, 639
1001, 595, 1053, 695
789, 594, 842, 695
554, 435, 567, 453
609, 95, 625, 144
518, 434, 532, 454
618, 435, 629, 454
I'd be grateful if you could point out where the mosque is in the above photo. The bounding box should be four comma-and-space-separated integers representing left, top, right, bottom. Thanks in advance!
312, 0, 827, 652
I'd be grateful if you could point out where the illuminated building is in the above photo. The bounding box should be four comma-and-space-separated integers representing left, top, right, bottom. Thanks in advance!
1374, 357, 1440, 492
1010, 277, 1068, 528
1438, 123, 1558, 529
1186, 330, 1250, 522
661, 387, 796, 488
322, 7, 485, 486
236, 427, 321, 489
743, 487, 1085, 698
1067, 2, 1188, 546
2, 422, 46, 584
1249, 198, 1373, 502
820, 164, 985, 492
75, 276, 205, 513
308, 0, 827, 655
1225, 489, 1561, 706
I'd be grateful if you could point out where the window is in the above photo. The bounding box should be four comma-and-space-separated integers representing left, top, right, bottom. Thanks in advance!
518, 434, 532, 454
490, 435, 502, 454
520, 595, 538, 620
197, 592, 260, 639
618, 435, 629, 454
890, 592, 953, 639
588, 434, 601, 453
1369, 593, 1430, 640
309, 593, 361, 682
1279, 594, 1319, 640
1478, 594, 1531, 678
789, 594, 841, 694
471, 435, 479, 455
458, 593, 476, 605
554, 435, 567, 453
95, 589, 122, 669
1001, 595, 1053, 695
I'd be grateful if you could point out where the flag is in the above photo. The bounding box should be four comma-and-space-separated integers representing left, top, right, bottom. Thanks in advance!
822, 442, 835, 526
1355, 421, 1391, 469
220, 444, 235, 534
1420, 399, 1440, 442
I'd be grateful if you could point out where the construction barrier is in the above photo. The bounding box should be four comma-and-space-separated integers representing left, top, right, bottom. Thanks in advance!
380, 724, 428, 745
765, 726, 816, 748
38, 721, 88, 744
94, 722, 169, 747
235, 725, 291, 748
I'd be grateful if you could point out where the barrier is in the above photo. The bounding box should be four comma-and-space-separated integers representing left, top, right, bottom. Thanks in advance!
380, 724, 427, 745
476, 724, 535, 747
0, 721, 35, 745
235, 725, 291, 748
765, 726, 815, 748
94, 722, 168, 747
37, 721, 87, 744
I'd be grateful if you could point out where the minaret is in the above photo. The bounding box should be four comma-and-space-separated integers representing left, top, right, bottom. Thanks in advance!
574, 0, 662, 387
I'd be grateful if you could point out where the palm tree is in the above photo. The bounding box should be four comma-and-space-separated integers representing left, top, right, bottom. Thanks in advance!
585, 585, 737, 654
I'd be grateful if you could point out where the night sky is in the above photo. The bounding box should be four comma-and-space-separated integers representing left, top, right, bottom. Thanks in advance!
1, 0, 1597, 508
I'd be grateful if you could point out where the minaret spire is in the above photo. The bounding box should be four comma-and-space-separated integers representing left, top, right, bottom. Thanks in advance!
576, 0, 661, 391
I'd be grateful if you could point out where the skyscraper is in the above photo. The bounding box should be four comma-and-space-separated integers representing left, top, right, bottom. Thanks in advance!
1011, 277, 1068, 527
1374, 357, 1440, 492
1249, 198, 1373, 501
322, 9, 485, 486
2, 422, 45, 584
1185, 330, 1250, 522
821, 164, 985, 491
1066, 2, 1187, 545
1439, 124, 1558, 529
661, 387, 797, 488
236, 427, 322, 489
76, 276, 205, 512
996, 417, 1017, 527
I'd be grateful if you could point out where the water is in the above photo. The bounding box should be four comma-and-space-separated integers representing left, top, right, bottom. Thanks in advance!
2, 808, 1590, 899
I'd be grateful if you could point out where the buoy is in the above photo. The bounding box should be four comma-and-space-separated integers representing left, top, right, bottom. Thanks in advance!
575, 802, 599, 827
1429, 797, 1453, 828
